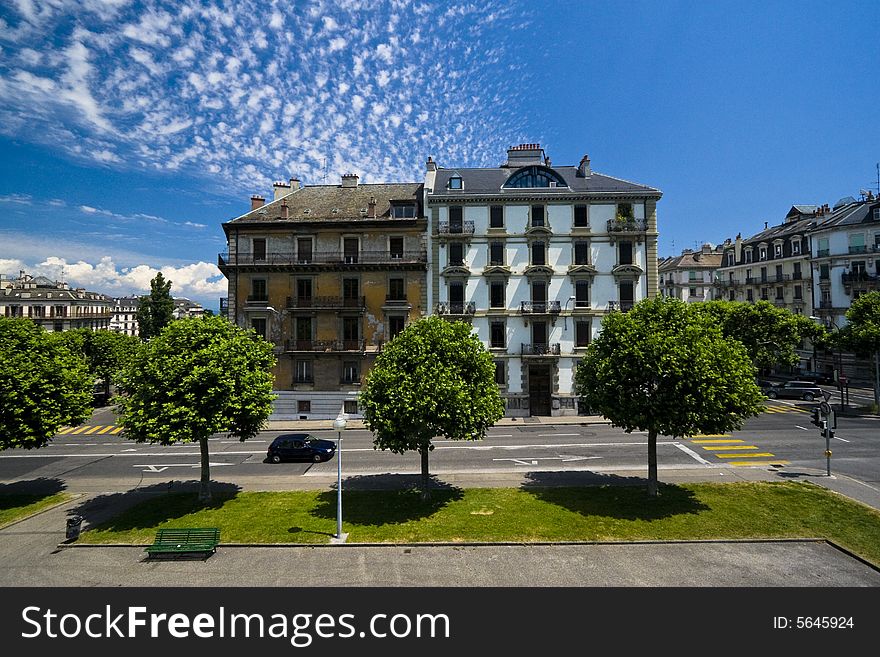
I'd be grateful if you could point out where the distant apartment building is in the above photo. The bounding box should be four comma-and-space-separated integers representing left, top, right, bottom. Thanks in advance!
809, 193, 880, 381
173, 297, 206, 320
659, 244, 723, 302
110, 296, 140, 336
218, 175, 427, 419
1, 271, 111, 331
425, 144, 661, 416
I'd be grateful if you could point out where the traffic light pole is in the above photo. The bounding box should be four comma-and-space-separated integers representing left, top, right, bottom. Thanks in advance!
812, 404, 834, 477
824, 424, 832, 477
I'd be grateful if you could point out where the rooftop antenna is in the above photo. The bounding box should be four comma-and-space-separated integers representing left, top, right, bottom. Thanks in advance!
670, 238, 675, 255
321, 157, 328, 184
59, 265, 65, 285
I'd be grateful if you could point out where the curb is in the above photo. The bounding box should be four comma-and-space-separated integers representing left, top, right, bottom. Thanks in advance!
0, 492, 84, 531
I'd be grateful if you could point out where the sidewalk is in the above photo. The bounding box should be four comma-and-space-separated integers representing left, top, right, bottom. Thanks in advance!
265, 414, 611, 431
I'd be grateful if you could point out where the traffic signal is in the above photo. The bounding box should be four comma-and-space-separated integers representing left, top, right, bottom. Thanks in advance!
827, 428, 835, 440
811, 408, 822, 427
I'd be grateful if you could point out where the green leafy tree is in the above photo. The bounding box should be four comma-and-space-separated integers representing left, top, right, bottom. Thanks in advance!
841, 291, 880, 407
52, 329, 141, 400
116, 316, 277, 501
0, 318, 93, 450
692, 300, 823, 373
137, 272, 174, 340
575, 297, 765, 496
360, 316, 504, 498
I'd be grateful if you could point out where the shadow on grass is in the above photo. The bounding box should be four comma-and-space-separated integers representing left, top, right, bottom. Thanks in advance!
71, 480, 241, 532
310, 474, 464, 526
0, 477, 66, 504
521, 471, 710, 521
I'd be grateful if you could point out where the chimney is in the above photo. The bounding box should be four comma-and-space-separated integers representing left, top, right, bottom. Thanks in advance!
426, 156, 437, 172
577, 155, 591, 177
289, 176, 301, 191
544, 156, 552, 167
341, 173, 359, 188
764, 222, 768, 229
280, 199, 289, 220
250, 195, 265, 211
273, 180, 291, 200
368, 196, 377, 218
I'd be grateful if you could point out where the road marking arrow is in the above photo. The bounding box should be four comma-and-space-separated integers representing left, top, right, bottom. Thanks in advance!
133, 462, 234, 472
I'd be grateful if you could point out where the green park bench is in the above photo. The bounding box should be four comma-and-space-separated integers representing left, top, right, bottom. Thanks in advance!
145, 528, 220, 557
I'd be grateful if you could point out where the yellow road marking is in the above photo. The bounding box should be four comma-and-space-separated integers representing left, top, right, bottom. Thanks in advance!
728, 460, 789, 467
691, 434, 731, 438
57, 427, 74, 435
97, 426, 115, 434
69, 426, 90, 435
110, 427, 123, 435
87, 426, 105, 433
691, 439, 745, 444
715, 453, 776, 459
702, 445, 759, 451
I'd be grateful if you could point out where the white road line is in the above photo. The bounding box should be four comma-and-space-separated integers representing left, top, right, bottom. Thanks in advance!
538, 433, 579, 437
673, 442, 713, 466
795, 425, 810, 431
835, 436, 851, 443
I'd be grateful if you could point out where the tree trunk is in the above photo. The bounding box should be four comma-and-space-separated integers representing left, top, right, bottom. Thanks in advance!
647, 428, 658, 497
199, 435, 212, 503
874, 351, 879, 410
419, 442, 431, 501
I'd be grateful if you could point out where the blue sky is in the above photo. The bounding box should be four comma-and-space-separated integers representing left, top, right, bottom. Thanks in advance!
1, 0, 878, 310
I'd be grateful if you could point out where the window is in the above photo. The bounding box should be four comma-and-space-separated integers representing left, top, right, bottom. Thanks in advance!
759, 247, 767, 260
774, 244, 782, 257
574, 204, 588, 228
295, 317, 312, 346
761, 288, 769, 300
389, 316, 405, 338
6, 305, 22, 317
31, 305, 45, 318
776, 287, 784, 300
297, 238, 313, 264
294, 360, 313, 384
689, 287, 697, 297
793, 262, 801, 279
688, 270, 697, 281
391, 204, 416, 219
342, 317, 360, 347
727, 252, 735, 266
728, 290, 735, 301
251, 279, 267, 301
489, 241, 504, 266
744, 250, 752, 263
252, 318, 267, 340
253, 238, 266, 261
619, 281, 634, 305
874, 208, 880, 221
490, 205, 504, 228
849, 234, 866, 253
574, 241, 589, 265
760, 267, 767, 283
344, 400, 358, 414
449, 281, 465, 305
575, 280, 590, 307
531, 280, 547, 306
490, 321, 506, 349
792, 240, 801, 255
388, 278, 405, 301
618, 241, 633, 265
852, 260, 866, 275
794, 285, 802, 300
747, 289, 754, 302
449, 241, 464, 266
448, 176, 462, 190
530, 205, 545, 228
819, 263, 830, 280
342, 361, 360, 384
775, 264, 783, 281
617, 203, 633, 220
448, 206, 463, 231
343, 278, 360, 304
297, 400, 311, 413
490, 281, 506, 308
503, 166, 567, 188
389, 237, 404, 259
494, 360, 506, 386
54, 321, 63, 332
531, 241, 546, 266
575, 320, 590, 347
343, 238, 359, 263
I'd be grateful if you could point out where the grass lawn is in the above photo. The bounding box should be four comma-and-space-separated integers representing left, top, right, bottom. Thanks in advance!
77, 481, 880, 565
0, 492, 72, 528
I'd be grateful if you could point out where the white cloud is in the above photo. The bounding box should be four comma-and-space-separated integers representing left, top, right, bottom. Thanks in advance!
328, 36, 347, 52
375, 43, 393, 63
0, 193, 33, 204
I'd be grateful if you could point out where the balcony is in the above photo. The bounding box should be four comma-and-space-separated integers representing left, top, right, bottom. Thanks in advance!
817, 300, 834, 309
606, 218, 647, 233
436, 301, 476, 316
284, 339, 366, 352
773, 297, 786, 306
608, 301, 634, 312
816, 249, 830, 257
438, 220, 475, 235
842, 271, 879, 284
745, 277, 758, 285
848, 245, 868, 255
286, 296, 366, 310
384, 295, 410, 306
521, 343, 561, 356
218, 251, 428, 268
245, 295, 269, 305
773, 274, 791, 282
520, 300, 561, 315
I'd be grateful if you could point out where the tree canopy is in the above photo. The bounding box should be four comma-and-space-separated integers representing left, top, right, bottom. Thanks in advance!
51, 329, 141, 400
137, 272, 174, 340
0, 318, 93, 450
691, 300, 824, 373
116, 315, 277, 501
575, 297, 765, 496
841, 291, 880, 407
360, 316, 504, 497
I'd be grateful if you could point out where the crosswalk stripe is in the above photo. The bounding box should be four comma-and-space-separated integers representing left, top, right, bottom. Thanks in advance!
69, 426, 90, 435
728, 460, 789, 467
110, 427, 123, 435
691, 439, 744, 444
88, 426, 105, 433
57, 427, 74, 435
97, 426, 115, 434
715, 453, 776, 459
702, 445, 758, 451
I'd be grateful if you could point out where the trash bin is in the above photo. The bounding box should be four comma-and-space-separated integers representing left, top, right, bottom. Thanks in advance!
66, 515, 83, 541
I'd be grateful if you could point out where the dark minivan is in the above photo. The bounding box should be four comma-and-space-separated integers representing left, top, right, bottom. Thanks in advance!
267, 434, 336, 463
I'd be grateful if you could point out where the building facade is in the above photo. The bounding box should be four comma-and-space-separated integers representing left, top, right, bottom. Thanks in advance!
659, 244, 724, 302
110, 296, 140, 336
809, 193, 880, 382
1, 271, 111, 331
173, 297, 206, 320
219, 175, 428, 419
425, 144, 661, 416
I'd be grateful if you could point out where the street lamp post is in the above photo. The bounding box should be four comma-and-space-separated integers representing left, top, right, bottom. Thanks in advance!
563, 295, 576, 330
332, 415, 347, 542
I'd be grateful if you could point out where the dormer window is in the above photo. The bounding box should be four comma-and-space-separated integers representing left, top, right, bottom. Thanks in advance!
759, 247, 767, 260
391, 203, 416, 219
744, 249, 753, 263
448, 176, 463, 190
774, 244, 782, 257
503, 166, 567, 188
792, 240, 801, 255
874, 208, 880, 221
726, 251, 734, 266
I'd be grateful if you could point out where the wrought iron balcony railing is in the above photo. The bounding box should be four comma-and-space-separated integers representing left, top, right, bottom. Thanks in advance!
606, 218, 647, 232
286, 296, 366, 310
520, 300, 561, 314
438, 220, 475, 235
521, 343, 561, 356
608, 300, 634, 312
284, 339, 367, 352
219, 251, 427, 266
436, 301, 476, 315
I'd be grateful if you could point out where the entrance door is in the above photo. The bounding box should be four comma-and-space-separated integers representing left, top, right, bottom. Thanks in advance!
528, 364, 552, 416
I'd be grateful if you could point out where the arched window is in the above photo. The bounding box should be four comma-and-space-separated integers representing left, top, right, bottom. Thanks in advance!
503, 166, 567, 189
